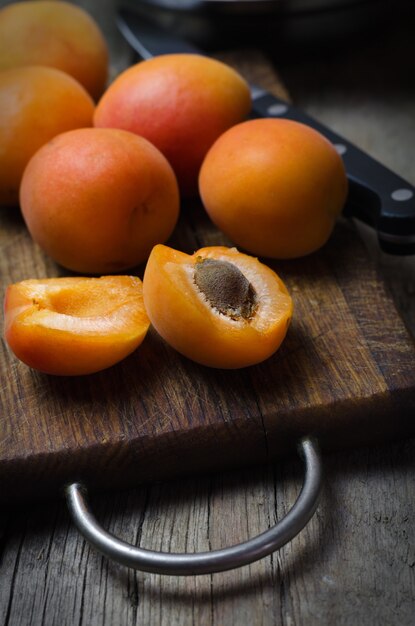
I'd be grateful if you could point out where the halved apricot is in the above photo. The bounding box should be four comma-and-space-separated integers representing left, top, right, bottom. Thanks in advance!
143, 245, 293, 368
4, 276, 150, 376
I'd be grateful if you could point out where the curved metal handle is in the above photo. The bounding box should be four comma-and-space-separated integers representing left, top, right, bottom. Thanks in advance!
65, 436, 322, 576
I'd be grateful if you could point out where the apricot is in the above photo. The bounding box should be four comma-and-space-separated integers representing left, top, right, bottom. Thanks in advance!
4, 276, 150, 376
20, 128, 180, 274
0, 66, 94, 207
0, 0, 108, 100
199, 118, 348, 259
143, 245, 293, 368
94, 54, 251, 196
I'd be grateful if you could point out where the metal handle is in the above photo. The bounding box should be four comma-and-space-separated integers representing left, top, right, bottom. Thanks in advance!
65, 436, 322, 576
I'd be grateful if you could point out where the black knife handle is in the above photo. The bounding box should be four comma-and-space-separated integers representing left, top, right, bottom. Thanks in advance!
252, 91, 415, 255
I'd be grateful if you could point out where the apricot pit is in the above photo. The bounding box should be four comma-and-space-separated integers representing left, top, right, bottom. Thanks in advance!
194, 257, 257, 321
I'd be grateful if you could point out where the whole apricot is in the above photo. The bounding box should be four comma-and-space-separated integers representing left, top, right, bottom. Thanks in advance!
143, 244, 293, 368
20, 128, 180, 274
94, 54, 251, 196
0, 0, 108, 100
199, 118, 348, 259
0, 66, 94, 207
4, 275, 150, 376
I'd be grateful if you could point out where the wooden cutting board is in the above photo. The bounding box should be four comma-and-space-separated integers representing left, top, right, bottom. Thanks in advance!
1, 55, 414, 506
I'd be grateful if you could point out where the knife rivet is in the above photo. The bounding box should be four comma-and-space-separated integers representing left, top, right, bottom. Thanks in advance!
334, 143, 347, 155
267, 103, 288, 116
391, 188, 413, 202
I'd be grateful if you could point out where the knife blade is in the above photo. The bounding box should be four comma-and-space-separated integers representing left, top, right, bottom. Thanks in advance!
116, 8, 415, 255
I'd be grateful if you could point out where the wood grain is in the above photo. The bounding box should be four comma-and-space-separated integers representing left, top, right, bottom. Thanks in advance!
0, 441, 414, 626
1, 32, 415, 506
2, 200, 414, 505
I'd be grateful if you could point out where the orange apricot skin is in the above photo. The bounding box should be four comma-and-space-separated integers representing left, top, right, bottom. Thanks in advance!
0, 1, 108, 100
94, 54, 251, 196
4, 276, 150, 376
199, 118, 348, 259
143, 245, 293, 369
20, 128, 180, 274
0, 66, 94, 207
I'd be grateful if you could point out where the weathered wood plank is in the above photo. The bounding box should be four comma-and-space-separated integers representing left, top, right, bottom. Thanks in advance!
0, 439, 414, 626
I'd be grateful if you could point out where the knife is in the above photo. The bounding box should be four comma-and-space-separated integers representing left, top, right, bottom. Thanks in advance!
116, 8, 415, 255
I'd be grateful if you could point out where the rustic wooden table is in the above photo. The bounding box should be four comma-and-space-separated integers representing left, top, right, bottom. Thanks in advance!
0, 2, 414, 625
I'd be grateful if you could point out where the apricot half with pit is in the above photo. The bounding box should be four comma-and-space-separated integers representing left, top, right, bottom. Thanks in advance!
143, 245, 293, 368
4, 275, 150, 376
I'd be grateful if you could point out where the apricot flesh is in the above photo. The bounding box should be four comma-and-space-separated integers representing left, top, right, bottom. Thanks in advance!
0, 66, 94, 207
143, 245, 293, 368
94, 54, 251, 196
4, 276, 150, 376
20, 128, 180, 274
0, 0, 108, 100
199, 118, 348, 259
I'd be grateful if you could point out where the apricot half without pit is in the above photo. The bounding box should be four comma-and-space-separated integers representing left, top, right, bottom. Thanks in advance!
143, 245, 293, 368
4, 275, 150, 376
